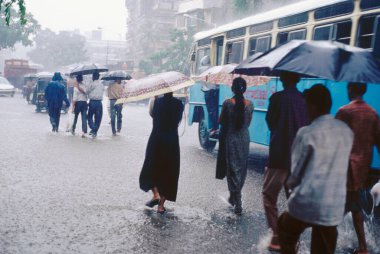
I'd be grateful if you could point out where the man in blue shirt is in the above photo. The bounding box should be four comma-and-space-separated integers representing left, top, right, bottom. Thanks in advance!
45, 72, 70, 132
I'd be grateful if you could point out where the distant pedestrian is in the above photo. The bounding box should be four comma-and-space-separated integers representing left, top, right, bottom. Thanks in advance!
71, 74, 88, 137
87, 72, 104, 138
44, 72, 70, 132
107, 79, 124, 135
262, 71, 309, 251
139, 93, 184, 214
336, 82, 380, 254
66, 74, 75, 103
278, 84, 353, 254
216, 77, 254, 215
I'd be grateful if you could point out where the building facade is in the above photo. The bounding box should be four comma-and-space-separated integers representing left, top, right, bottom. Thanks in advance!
125, 0, 182, 72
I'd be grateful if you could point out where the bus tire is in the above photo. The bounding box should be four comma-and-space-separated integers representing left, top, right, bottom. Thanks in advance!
198, 111, 216, 152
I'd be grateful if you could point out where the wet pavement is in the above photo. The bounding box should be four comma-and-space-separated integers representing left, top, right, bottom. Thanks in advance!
0, 94, 379, 254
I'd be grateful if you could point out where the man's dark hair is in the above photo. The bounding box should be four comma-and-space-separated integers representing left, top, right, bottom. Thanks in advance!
280, 71, 300, 88
304, 84, 332, 114
93, 72, 100, 81
348, 82, 367, 96
76, 74, 83, 83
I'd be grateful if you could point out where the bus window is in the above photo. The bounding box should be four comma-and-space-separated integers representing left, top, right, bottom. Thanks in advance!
357, 15, 376, 49
314, 1, 354, 20
314, 24, 333, 40
277, 29, 306, 46
195, 48, 210, 75
225, 41, 244, 64
360, 0, 380, 10
336, 21, 351, 45
215, 38, 224, 66
249, 36, 271, 55
313, 20, 352, 44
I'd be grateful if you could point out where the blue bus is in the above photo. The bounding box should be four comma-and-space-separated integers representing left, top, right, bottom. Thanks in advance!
187, 0, 380, 173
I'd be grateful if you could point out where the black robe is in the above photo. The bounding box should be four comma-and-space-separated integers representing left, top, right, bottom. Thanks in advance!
139, 95, 184, 202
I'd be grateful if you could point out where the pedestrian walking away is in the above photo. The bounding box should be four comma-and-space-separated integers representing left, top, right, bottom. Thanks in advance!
216, 77, 253, 215
107, 80, 124, 135
336, 82, 380, 254
71, 74, 88, 137
262, 71, 309, 251
139, 93, 184, 214
44, 72, 70, 132
87, 72, 104, 138
278, 84, 353, 254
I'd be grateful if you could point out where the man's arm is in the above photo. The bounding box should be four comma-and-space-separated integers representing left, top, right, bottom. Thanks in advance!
266, 94, 279, 131
286, 130, 312, 190
375, 116, 380, 152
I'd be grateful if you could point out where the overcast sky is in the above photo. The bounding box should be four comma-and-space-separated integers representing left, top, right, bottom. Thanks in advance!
25, 0, 128, 41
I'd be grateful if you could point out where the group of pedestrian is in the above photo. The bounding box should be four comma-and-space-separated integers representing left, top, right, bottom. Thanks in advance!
138, 71, 380, 254
261, 72, 380, 254
44, 71, 125, 137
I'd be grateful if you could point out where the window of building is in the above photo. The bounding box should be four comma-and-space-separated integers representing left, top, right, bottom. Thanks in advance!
313, 20, 352, 45
226, 28, 246, 39
276, 29, 306, 46
360, 0, 380, 10
357, 15, 376, 49
314, 1, 354, 20
250, 21, 273, 34
278, 12, 308, 28
225, 41, 244, 64
249, 36, 271, 56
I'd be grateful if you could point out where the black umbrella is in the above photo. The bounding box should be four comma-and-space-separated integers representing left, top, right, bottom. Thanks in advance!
70, 63, 108, 75
234, 40, 380, 83
101, 70, 132, 81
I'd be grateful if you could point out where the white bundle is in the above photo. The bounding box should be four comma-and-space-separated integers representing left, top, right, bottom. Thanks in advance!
371, 181, 380, 207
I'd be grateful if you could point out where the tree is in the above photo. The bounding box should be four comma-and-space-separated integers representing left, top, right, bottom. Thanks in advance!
28, 29, 88, 71
0, 0, 27, 25
0, 7, 39, 50
139, 27, 195, 75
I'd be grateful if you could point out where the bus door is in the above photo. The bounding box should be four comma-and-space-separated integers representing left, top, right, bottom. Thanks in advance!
213, 36, 224, 66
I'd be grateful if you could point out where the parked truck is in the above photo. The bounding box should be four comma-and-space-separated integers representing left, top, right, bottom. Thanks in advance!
3, 59, 37, 90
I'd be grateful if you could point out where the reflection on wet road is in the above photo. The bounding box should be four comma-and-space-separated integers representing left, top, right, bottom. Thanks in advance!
0, 95, 378, 254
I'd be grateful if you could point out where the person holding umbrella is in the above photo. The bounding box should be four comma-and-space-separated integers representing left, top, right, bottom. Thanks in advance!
107, 79, 124, 136
139, 92, 184, 214
262, 71, 309, 251
87, 71, 104, 138
44, 72, 70, 132
71, 74, 88, 137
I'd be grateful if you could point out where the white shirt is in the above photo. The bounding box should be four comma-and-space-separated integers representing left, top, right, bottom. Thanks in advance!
87, 80, 104, 100
73, 83, 88, 102
287, 114, 353, 226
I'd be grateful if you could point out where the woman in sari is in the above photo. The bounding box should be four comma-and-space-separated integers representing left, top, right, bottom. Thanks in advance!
216, 77, 254, 215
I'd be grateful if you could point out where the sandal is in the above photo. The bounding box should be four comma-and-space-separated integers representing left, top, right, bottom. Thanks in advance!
352, 248, 369, 254
267, 243, 281, 252
145, 198, 160, 208
157, 207, 166, 215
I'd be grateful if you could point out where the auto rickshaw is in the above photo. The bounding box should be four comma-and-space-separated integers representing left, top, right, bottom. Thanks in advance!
33, 72, 53, 112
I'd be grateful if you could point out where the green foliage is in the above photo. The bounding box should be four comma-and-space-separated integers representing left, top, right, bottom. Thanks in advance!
0, 7, 39, 50
234, 0, 250, 13
28, 29, 89, 71
0, 0, 27, 25
140, 27, 195, 75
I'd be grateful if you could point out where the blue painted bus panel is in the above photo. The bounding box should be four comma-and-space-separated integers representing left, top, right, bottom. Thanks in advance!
188, 78, 380, 169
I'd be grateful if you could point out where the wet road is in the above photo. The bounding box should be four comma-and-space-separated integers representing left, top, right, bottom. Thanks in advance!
0, 94, 379, 254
